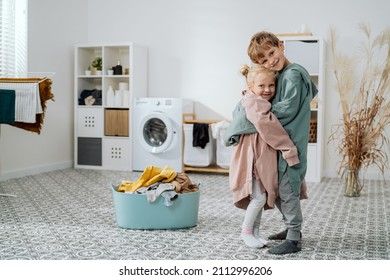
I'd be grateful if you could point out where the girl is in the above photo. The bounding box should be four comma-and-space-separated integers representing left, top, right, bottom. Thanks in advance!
224, 64, 301, 248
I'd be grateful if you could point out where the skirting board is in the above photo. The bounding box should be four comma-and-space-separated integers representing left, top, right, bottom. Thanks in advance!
323, 169, 390, 181
0, 161, 72, 182
0, 162, 388, 182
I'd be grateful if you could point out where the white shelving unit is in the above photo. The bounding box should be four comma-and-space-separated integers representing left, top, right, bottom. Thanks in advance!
74, 43, 147, 171
279, 35, 325, 182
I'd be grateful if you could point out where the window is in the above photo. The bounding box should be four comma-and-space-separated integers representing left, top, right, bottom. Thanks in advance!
0, 0, 27, 77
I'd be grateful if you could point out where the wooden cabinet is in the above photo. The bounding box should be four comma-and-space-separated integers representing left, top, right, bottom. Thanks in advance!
74, 43, 147, 170
104, 109, 129, 137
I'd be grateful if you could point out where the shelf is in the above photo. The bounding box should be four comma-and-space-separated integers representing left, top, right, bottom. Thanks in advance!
104, 106, 129, 109
277, 33, 313, 37
105, 75, 130, 78
183, 119, 220, 124
103, 135, 130, 139
78, 75, 102, 78
78, 75, 130, 78
74, 43, 147, 171
183, 165, 229, 174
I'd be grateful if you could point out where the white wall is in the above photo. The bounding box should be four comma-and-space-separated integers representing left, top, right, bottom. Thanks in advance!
1, 0, 388, 180
0, 0, 87, 180
87, 0, 390, 180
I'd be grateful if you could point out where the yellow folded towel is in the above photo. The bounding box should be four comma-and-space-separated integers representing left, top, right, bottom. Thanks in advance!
118, 165, 177, 193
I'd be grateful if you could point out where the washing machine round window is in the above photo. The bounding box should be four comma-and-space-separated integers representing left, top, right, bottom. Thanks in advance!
138, 112, 174, 154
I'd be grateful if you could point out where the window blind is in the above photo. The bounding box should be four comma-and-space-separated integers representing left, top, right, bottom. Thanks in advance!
0, 0, 27, 77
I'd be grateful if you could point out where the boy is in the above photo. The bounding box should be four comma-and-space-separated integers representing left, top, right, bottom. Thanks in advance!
247, 31, 318, 254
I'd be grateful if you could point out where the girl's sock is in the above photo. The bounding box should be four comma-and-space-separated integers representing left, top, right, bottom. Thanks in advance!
240, 179, 267, 248
253, 215, 269, 246
240, 229, 265, 248
253, 228, 269, 246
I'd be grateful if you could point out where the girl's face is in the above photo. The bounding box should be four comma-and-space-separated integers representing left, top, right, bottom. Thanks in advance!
249, 72, 276, 101
257, 41, 289, 72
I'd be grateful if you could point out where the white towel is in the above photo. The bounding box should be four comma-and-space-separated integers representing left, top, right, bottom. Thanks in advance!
0, 82, 42, 123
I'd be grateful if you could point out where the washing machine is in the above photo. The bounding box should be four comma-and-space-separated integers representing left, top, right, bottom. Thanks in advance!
132, 97, 193, 172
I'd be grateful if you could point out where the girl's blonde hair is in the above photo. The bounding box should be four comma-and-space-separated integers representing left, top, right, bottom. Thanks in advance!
240, 64, 276, 86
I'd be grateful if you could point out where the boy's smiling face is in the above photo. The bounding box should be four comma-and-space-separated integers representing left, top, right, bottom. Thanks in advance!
257, 42, 288, 72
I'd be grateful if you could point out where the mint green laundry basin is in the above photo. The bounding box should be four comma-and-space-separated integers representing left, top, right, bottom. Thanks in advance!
111, 185, 200, 229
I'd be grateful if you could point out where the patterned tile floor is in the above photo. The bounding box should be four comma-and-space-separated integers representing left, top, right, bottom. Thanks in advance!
0, 168, 389, 260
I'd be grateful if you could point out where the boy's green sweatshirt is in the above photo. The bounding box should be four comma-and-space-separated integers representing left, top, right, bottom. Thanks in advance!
272, 63, 318, 195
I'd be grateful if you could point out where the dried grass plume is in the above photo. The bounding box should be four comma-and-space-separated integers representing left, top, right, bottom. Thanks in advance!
329, 23, 390, 185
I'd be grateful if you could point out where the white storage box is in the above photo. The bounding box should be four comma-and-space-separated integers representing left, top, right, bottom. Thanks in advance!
216, 129, 233, 168
77, 107, 103, 137
183, 123, 215, 167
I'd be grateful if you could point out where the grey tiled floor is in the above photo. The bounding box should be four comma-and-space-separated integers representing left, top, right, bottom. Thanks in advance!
0, 168, 389, 260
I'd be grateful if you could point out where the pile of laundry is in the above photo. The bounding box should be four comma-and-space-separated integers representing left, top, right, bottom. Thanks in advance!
78, 89, 102, 106
116, 166, 199, 207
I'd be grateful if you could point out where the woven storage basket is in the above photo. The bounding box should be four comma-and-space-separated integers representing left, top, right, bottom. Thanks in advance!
309, 118, 317, 143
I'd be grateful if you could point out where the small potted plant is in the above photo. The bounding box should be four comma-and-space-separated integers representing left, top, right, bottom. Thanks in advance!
85, 66, 91, 76
91, 57, 102, 75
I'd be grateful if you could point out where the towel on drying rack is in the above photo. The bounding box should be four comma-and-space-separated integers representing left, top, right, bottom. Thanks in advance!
0, 78, 54, 134
192, 123, 209, 149
0, 82, 42, 123
0, 89, 16, 124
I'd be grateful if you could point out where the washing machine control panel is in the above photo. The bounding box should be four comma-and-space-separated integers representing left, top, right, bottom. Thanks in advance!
135, 98, 175, 108
155, 99, 173, 107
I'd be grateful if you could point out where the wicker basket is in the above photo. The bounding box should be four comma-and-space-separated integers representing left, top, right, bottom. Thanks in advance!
309, 118, 317, 143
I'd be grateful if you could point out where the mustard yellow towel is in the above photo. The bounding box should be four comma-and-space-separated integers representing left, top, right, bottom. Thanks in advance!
118, 166, 177, 193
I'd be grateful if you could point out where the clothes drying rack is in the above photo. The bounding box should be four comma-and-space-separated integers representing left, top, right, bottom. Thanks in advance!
0, 72, 55, 197
0, 71, 55, 83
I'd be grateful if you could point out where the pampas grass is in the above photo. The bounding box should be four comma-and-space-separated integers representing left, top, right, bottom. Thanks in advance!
329, 23, 390, 196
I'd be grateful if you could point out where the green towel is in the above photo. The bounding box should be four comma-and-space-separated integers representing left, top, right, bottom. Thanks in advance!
0, 89, 15, 124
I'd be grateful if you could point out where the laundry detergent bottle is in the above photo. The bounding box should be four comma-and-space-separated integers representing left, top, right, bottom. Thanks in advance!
107, 85, 115, 106
115, 90, 123, 106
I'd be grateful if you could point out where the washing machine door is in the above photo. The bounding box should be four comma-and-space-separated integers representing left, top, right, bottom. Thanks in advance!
138, 112, 174, 154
